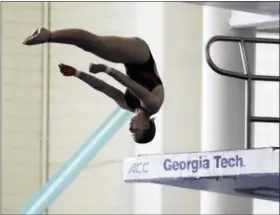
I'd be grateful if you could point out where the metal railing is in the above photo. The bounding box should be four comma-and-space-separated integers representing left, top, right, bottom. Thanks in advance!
206, 35, 280, 149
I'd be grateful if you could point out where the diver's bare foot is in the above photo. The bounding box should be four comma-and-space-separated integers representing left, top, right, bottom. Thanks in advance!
23, 28, 51, 45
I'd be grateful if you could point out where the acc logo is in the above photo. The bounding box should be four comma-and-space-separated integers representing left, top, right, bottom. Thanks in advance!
128, 162, 149, 174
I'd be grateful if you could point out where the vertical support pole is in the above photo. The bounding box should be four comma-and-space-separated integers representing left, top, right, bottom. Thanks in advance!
40, 2, 51, 214
239, 40, 253, 149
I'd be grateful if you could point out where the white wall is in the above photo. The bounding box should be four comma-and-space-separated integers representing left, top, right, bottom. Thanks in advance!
2, 2, 44, 214
133, 2, 164, 214
161, 3, 202, 214
47, 2, 137, 214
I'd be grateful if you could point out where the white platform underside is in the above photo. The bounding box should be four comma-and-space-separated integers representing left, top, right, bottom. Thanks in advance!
123, 147, 279, 202
191, 2, 280, 16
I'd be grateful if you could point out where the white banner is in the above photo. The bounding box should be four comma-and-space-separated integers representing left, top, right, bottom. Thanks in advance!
123, 147, 279, 181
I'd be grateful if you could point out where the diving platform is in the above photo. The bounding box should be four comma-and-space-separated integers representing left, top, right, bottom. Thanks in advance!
123, 147, 279, 202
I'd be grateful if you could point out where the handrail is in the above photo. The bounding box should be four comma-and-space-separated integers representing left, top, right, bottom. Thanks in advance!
206, 36, 280, 82
205, 35, 280, 149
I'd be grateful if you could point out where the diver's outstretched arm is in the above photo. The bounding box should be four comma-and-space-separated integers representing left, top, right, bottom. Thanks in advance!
58, 63, 132, 111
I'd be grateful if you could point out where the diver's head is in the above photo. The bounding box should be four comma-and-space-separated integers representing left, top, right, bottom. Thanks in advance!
129, 110, 156, 144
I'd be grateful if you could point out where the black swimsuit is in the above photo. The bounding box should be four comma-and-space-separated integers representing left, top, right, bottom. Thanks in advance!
124, 49, 162, 111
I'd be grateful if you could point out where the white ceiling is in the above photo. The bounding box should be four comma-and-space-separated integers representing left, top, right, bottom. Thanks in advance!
192, 2, 280, 16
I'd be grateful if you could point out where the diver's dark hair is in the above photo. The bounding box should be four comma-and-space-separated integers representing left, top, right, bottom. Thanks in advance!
135, 118, 156, 144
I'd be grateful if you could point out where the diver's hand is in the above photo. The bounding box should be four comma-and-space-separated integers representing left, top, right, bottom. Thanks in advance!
58, 63, 77, 77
